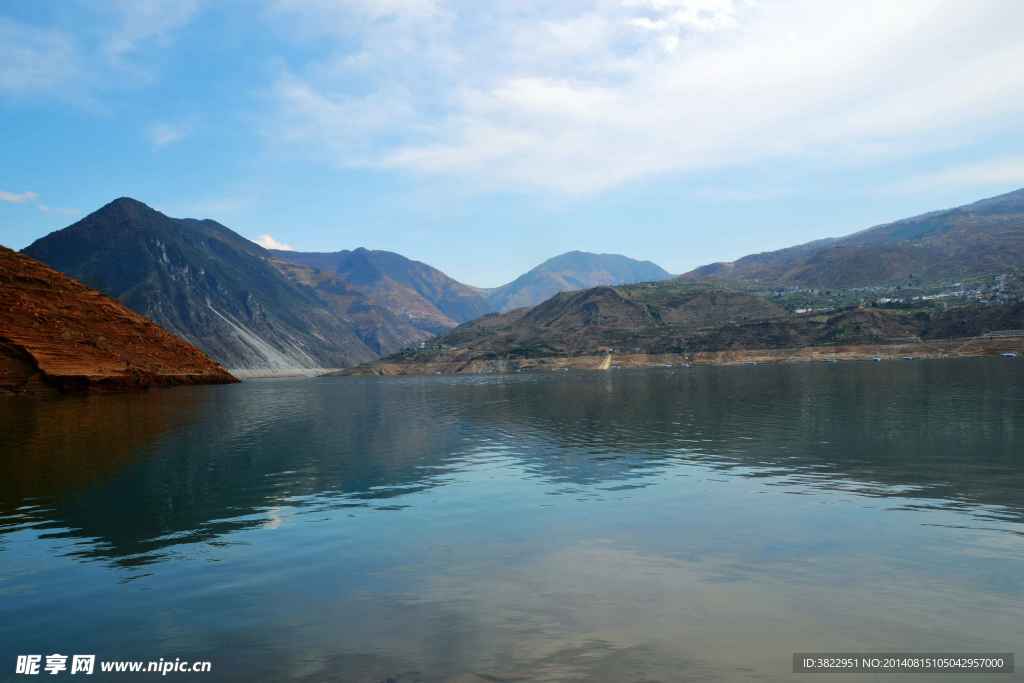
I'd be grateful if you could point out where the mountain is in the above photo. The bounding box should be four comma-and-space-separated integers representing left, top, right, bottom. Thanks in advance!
684, 188, 1024, 288
268, 248, 490, 333
272, 248, 672, 322
485, 251, 673, 311
0, 246, 236, 393
20, 199, 674, 372
22, 198, 420, 371
351, 276, 1024, 375
378, 280, 789, 366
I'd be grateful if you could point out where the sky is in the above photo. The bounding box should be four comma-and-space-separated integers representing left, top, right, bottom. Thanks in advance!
2, 1, 1024, 287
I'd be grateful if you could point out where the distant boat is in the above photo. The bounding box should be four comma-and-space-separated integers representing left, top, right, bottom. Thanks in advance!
902, 356, 914, 360
872, 357, 882, 362
1001, 352, 1018, 358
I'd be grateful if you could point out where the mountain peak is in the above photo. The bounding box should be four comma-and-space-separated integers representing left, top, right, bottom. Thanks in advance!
84, 197, 168, 226
107, 196, 149, 207
100, 196, 157, 213
487, 251, 672, 312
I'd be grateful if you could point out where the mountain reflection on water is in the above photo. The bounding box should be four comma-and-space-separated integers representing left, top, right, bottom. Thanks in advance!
1, 359, 1022, 682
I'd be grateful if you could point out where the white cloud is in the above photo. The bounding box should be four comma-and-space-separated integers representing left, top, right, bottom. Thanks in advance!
623, 0, 741, 34
0, 19, 78, 95
0, 190, 79, 217
272, 0, 442, 21
103, 0, 203, 62
690, 185, 790, 202
254, 234, 295, 251
148, 121, 192, 148
36, 204, 81, 217
271, 76, 417, 163
0, 190, 39, 204
897, 157, 1024, 193
267, 0, 1024, 195
0, 3, 202, 101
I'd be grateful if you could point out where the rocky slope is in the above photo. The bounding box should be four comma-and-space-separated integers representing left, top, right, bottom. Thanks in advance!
267, 257, 433, 355
269, 247, 490, 333
272, 248, 673, 321
22, 198, 408, 371
684, 188, 1024, 288
485, 251, 672, 311
378, 281, 788, 363
0, 247, 236, 393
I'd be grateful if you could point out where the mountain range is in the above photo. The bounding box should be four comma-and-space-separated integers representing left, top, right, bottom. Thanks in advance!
360, 281, 1024, 375
12, 187, 1024, 376
351, 187, 1024, 374
23, 199, 387, 371
20, 198, 670, 372
683, 188, 1024, 288
268, 248, 489, 334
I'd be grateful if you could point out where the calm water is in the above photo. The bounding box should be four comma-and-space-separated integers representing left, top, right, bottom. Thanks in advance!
2, 360, 1023, 682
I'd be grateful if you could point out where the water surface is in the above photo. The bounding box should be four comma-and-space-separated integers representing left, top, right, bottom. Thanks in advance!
2, 360, 1023, 681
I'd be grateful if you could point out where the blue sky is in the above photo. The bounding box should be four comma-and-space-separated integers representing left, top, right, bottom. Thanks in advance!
2, 0, 1024, 287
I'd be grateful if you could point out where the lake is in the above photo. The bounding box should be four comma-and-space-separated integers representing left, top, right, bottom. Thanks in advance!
2, 360, 1022, 682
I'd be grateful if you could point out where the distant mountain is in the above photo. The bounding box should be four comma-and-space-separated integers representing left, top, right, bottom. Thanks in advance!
22, 198, 423, 371
353, 276, 1024, 375
269, 248, 489, 334
0, 246, 235, 393
684, 188, 1024, 288
391, 280, 789, 364
485, 251, 672, 311
273, 248, 672, 321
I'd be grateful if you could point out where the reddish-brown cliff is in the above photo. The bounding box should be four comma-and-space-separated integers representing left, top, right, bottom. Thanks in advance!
0, 246, 237, 393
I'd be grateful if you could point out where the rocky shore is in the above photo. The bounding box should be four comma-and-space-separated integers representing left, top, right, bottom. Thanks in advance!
339, 336, 1023, 376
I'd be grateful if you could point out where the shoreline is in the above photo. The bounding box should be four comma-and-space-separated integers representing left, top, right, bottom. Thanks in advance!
339, 336, 1024, 377
228, 367, 341, 380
